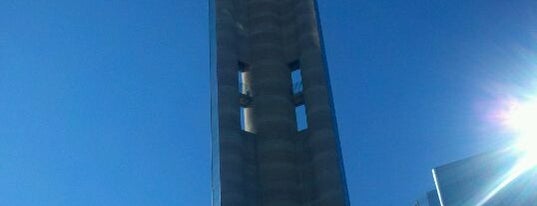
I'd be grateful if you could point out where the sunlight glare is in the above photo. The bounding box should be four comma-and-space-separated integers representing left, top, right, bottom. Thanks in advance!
479, 93, 537, 205
502, 98, 537, 167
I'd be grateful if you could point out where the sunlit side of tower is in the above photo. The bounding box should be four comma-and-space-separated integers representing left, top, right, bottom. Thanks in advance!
210, 0, 349, 205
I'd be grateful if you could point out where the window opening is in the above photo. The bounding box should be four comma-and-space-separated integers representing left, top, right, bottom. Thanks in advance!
289, 61, 303, 94
238, 70, 246, 94
292, 69, 303, 94
240, 106, 246, 131
238, 61, 250, 96
295, 105, 308, 131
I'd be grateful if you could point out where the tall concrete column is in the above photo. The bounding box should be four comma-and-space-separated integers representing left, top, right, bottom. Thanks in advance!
211, 1, 349, 205
246, 0, 300, 205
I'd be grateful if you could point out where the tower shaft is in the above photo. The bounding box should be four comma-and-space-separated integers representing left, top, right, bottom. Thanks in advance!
210, 1, 349, 205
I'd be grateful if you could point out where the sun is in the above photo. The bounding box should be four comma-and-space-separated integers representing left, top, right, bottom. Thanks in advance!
478, 97, 537, 205
502, 98, 537, 167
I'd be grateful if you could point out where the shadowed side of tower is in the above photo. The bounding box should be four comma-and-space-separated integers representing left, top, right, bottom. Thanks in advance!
210, 0, 349, 205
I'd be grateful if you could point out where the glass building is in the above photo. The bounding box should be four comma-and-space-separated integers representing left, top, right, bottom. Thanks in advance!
414, 190, 441, 206
430, 149, 537, 206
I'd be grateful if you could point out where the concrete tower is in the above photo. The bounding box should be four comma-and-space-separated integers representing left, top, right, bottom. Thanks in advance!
210, 0, 349, 205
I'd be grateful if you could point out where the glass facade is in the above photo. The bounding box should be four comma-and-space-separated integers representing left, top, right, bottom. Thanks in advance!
432, 150, 537, 206
415, 190, 441, 206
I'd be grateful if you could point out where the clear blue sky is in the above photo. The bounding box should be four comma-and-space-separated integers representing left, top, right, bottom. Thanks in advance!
1, 0, 536, 205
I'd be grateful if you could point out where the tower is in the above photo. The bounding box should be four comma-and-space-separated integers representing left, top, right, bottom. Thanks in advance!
210, 0, 349, 205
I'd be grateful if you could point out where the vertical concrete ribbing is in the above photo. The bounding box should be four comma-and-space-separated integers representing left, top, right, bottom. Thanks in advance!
215, 1, 246, 205
246, 1, 300, 205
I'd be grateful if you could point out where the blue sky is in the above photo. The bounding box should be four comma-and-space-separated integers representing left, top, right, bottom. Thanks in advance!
1, 0, 537, 205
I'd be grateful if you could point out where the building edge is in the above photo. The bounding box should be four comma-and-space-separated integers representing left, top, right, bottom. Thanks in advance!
312, 1, 351, 205
209, 0, 221, 205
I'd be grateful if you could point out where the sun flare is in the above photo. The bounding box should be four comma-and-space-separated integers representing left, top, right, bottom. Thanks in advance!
502, 98, 537, 167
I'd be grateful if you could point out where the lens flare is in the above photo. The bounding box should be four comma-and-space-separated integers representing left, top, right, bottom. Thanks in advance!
501, 99, 537, 167
478, 96, 537, 205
